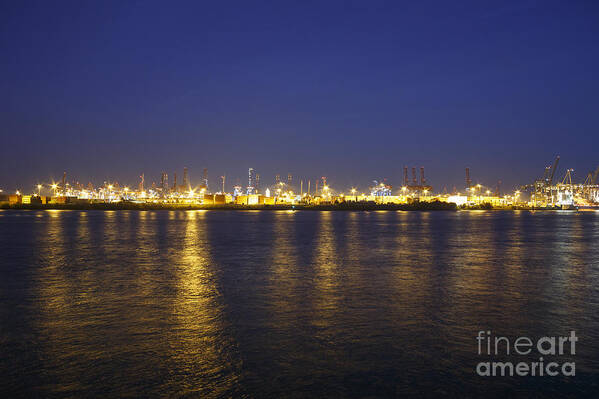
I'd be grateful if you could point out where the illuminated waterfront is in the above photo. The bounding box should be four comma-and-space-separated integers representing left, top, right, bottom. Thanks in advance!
1, 210, 599, 396
2, 156, 599, 210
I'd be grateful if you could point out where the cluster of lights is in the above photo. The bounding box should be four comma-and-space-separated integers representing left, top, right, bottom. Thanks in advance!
9, 169, 599, 209
7, 180, 522, 202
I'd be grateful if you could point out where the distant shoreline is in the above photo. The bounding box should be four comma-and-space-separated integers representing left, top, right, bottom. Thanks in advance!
1, 203, 585, 211
2, 203, 591, 212
2, 201, 591, 212
1, 201, 462, 211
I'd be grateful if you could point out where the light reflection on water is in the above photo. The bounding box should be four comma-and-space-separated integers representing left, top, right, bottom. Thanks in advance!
1, 210, 599, 397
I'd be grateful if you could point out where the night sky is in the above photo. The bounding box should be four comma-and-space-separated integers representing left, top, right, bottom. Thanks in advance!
1, 0, 598, 193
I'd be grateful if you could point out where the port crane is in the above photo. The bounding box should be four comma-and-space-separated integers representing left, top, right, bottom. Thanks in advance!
525, 155, 560, 206
593, 166, 599, 185
547, 156, 560, 185
561, 169, 573, 186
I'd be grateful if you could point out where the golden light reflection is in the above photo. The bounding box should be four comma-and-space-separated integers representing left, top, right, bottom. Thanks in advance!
170, 210, 241, 396
390, 211, 435, 327
552, 213, 594, 326
311, 211, 342, 326
266, 211, 302, 332
35, 210, 88, 393
31, 210, 242, 396
445, 212, 497, 303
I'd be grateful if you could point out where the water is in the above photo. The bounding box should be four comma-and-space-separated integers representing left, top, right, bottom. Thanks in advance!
1, 210, 599, 397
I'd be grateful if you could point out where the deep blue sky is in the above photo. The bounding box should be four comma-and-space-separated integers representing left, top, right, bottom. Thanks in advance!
1, 0, 598, 193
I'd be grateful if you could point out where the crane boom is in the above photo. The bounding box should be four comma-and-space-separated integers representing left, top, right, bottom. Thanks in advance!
542, 166, 550, 181
592, 166, 599, 185
548, 155, 560, 185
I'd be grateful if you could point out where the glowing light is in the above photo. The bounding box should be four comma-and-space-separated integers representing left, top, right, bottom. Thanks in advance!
448, 195, 468, 206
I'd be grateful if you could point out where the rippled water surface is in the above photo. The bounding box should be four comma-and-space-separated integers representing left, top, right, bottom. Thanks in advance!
1, 210, 599, 397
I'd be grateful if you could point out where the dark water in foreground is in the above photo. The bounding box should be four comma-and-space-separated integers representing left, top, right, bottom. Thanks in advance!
1, 210, 599, 398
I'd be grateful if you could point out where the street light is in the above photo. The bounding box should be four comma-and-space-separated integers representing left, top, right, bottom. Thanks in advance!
37, 184, 42, 196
